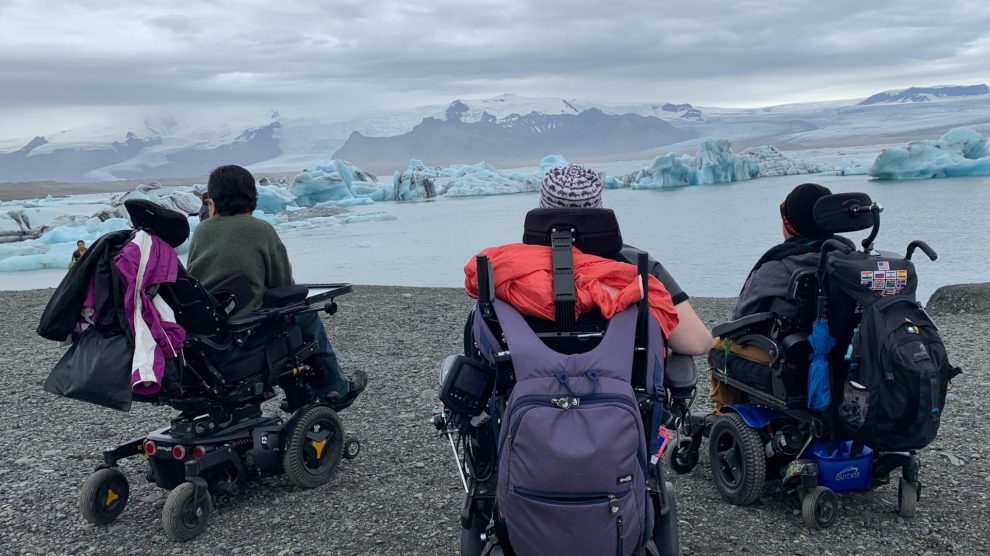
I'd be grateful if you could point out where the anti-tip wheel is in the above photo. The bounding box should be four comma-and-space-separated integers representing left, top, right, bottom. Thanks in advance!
897, 478, 918, 518
343, 437, 361, 460
802, 486, 839, 530
80, 467, 129, 525
162, 482, 213, 542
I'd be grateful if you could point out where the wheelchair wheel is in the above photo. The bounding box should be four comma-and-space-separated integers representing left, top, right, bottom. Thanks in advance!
460, 514, 487, 556
80, 468, 129, 525
654, 481, 681, 556
897, 478, 918, 518
801, 486, 838, 530
669, 438, 699, 474
709, 413, 766, 506
162, 482, 213, 542
283, 405, 343, 488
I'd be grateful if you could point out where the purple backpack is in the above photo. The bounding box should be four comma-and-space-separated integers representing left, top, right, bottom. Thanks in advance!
483, 299, 665, 556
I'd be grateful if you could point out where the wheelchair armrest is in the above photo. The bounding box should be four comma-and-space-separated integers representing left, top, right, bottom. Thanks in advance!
663, 353, 698, 390
711, 312, 775, 340
263, 285, 310, 308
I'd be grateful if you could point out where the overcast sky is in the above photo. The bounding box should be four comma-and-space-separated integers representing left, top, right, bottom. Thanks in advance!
1, 0, 988, 137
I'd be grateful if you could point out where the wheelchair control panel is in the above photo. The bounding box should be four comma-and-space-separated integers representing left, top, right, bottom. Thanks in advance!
439, 355, 495, 417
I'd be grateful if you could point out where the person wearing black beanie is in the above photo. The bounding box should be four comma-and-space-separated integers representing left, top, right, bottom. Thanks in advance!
733, 183, 854, 318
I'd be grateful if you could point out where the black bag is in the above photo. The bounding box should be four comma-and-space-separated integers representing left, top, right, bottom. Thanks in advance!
43, 328, 134, 411
839, 296, 961, 451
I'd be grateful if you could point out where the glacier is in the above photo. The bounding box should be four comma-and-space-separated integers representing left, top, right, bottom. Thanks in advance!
869, 127, 990, 180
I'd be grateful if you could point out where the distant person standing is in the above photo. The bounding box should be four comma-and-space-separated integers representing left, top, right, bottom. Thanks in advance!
197, 192, 211, 221
69, 240, 86, 269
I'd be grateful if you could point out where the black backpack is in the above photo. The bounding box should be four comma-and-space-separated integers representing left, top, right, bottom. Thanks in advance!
839, 295, 961, 451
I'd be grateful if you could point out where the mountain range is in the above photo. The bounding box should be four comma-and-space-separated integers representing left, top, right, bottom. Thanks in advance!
2, 85, 989, 183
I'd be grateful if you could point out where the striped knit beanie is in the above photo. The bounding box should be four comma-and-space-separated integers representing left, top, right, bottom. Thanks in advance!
540, 164, 603, 209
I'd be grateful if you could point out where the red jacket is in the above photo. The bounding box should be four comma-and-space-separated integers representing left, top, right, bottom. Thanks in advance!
464, 243, 679, 337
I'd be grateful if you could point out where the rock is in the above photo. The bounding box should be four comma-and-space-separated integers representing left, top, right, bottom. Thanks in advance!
927, 283, 990, 315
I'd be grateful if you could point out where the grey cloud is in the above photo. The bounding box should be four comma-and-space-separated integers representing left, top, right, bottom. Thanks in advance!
0, 0, 988, 133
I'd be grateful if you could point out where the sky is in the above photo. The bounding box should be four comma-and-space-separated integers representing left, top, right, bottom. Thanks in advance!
1, 0, 989, 138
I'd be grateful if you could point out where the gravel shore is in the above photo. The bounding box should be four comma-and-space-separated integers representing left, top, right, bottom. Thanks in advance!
0, 287, 986, 556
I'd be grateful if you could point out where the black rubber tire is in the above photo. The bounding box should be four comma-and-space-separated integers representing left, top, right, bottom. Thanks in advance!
79, 468, 129, 525
669, 439, 699, 475
801, 486, 839, 530
655, 481, 681, 556
343, 437, 361, 460
283, 405, 344, 488
162, 482, 213, 542
897, 478, 918, 518
459, 512, 487, 556
708, 413, 766, 506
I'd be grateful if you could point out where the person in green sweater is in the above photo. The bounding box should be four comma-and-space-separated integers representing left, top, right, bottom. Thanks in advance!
188, 165, 367, 411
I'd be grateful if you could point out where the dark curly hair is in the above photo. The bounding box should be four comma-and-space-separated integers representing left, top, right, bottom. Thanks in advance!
207, 165, 258, 216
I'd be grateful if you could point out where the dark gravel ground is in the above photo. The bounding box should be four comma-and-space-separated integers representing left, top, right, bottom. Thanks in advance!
0, 286, 986, 556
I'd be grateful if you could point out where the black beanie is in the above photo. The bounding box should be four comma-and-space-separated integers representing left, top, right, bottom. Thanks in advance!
780, 183, 831, 237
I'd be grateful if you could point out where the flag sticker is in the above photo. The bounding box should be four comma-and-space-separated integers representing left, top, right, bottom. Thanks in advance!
877, 261, 890, 271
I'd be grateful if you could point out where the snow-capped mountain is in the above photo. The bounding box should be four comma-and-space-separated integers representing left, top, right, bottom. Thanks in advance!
332, 108, 694, 168
2, 85, 989, 183
860, 84, 990, 105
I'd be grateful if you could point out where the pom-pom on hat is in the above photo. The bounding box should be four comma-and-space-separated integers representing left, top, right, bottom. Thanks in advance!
540, 164, 604, 209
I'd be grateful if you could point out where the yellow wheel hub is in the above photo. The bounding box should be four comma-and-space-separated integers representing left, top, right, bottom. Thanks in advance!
310, 439, 328, 459
105, 488, 119, 505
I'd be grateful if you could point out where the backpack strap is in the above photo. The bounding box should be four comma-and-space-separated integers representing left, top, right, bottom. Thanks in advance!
492, 299, 638, 381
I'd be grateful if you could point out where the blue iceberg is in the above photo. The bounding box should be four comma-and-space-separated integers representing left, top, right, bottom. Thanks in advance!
868, 127, 990, 180
610, 140, 759, 189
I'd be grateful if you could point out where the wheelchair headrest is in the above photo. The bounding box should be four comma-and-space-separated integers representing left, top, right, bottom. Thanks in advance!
124, 199, 190, 248
813, 192, 875, 234
522, 208, 623, 256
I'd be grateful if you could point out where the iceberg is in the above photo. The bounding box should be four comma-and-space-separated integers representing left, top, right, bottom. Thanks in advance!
738, 145, 837, 177
539, 154, 569, 173
610, 140, 759, 189
290, 160, 386, 207
868, 127, 990, 180
392, 160, 541, 200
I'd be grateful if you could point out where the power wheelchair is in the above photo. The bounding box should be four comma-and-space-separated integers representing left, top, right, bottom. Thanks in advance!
664, 192, 943, 529
74, 200, 360, 541
432, 208, 696, 555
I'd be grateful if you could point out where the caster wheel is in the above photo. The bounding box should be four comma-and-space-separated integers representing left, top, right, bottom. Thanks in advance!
897, 478, 918, 518
162, 482, 213, 542
709, 413, 766, 506
283, 405, 344, 488
343, 437, 361, 460
80, 468, 129, 525
801, 486, 839, 530
669, 438, 699, 474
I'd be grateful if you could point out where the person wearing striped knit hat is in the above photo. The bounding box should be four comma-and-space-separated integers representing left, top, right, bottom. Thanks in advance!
537, 164, 713, 356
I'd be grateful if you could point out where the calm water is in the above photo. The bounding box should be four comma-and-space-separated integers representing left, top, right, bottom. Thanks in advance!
279, 173, 990, 302
3, 174, 988, 301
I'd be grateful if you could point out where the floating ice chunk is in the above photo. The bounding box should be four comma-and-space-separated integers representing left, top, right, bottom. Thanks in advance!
393, 159, 541, 199
935, 127, 988, 160
539, 155, 569, 173
869, 127, 990, 180
738, 145, 836, 177
290, 160, 383, 206
614, 140, 759, 189
257, 184, 298, 213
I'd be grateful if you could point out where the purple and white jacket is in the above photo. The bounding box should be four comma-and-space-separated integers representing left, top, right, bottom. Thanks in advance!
114, 230, 186, 395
